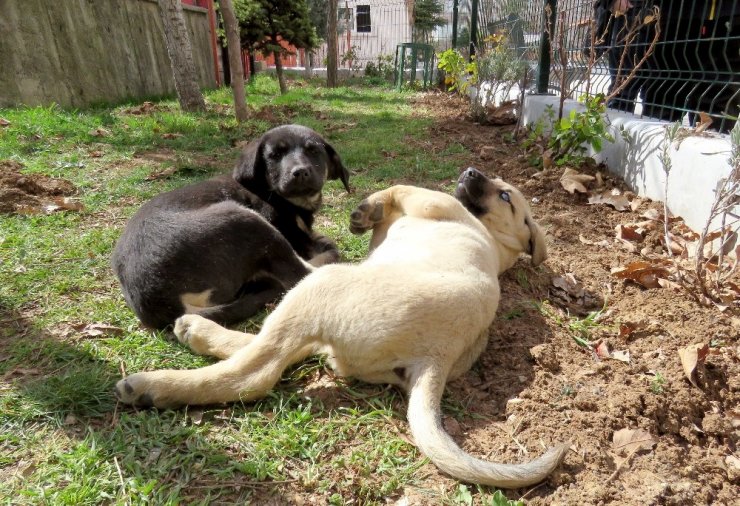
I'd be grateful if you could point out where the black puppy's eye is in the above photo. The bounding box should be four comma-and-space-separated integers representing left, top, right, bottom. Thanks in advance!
500, 191, 511, 202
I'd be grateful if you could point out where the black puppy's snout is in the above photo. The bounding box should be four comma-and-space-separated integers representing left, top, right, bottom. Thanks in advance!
291, 166, 311, 180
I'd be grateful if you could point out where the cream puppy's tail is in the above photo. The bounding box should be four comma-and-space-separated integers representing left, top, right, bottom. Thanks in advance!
406, 364, 570, 488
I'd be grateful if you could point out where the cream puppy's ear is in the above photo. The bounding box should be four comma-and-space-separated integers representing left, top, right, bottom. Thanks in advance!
527, 218, 547, 266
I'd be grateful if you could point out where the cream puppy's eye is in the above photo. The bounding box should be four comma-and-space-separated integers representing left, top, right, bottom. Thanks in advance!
500, 191, 511, 202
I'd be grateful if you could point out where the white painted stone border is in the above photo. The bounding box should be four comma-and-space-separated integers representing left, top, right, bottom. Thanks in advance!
523, 94, 736, 233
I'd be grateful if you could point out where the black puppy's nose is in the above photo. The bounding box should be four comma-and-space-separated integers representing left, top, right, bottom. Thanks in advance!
291, 167, 310, 180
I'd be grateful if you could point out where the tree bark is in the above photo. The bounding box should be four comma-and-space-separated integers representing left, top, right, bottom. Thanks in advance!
157, 0, 206, 112
274, 50, 288, 94
326, 0, 338, 87
219, 0, 249, 122
304, 50, 314, 80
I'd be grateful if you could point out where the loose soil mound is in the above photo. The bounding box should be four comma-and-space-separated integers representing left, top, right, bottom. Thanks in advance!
0, 160, 77, 214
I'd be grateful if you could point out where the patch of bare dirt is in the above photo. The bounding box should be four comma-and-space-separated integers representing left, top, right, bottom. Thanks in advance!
402, 92, 740, 504
0, 160, 79, 214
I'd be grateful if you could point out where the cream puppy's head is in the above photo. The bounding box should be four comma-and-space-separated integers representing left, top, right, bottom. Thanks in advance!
455, 167, 546, 267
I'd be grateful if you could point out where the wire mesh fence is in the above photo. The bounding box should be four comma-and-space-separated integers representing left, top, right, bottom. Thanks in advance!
308, 1, 738, 133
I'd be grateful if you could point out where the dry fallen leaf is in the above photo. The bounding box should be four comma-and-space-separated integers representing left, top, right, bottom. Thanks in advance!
594, 339, 611, 359
0, 117, 10, 127
73, 323, 124, 338
162, 132, 184, 139
560, 168, 595, 194
616, 224, 645, 242
695, 112, 714, 134
579, 234, 611, 248
44, 197, 84, 214
588, 189, 631, 211
88, 127, 111, 137
612, 428, 656, 456
611, 261, 671, 289
611, 350, 631, 363
619, 321, 646, 338
678, 342, 709, 388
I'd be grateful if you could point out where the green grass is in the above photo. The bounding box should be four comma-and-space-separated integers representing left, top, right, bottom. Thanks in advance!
0, 75, 513, 504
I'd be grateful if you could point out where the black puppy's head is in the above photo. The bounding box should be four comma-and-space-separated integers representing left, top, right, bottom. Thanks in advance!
234, 124, 350, 210
455, 167, 547, 266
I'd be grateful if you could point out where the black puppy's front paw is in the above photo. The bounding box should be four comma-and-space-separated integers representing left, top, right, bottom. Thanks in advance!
350, 199, 384, 234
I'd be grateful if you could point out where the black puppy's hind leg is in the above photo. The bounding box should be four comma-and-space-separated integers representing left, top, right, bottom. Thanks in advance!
196, 250, 312, 326
195, 279, 285, 326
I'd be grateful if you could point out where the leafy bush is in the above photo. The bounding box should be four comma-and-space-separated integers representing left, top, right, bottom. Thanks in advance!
364, 54, 394, 83
436, 49, 476, 94
548, 94, 614, 165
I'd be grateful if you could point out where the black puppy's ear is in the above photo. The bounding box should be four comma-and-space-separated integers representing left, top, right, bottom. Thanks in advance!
324, 142, 351, 193
233, 138, 264, 187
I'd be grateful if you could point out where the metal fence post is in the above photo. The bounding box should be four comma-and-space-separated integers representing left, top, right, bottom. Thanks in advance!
469, 0, 479, 58
537, 0, 557, 94
452, 0, 459, 49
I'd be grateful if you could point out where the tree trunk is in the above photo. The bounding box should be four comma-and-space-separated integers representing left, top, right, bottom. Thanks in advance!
327, 0, 338, 87
274, 50, 288, 94
304, 51, 314, 80
219, 0, 248, 122
156, 0, 206, 112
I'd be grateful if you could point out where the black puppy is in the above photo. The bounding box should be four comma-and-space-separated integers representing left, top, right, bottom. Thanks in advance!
112, 124, 350, 329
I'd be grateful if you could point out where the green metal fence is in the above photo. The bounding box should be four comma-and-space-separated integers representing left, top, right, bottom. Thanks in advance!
315, 1, 738, 132
462, 0, 739, 133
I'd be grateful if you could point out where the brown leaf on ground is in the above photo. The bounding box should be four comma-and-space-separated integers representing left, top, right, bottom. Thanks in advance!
619, 321, 647, 338
611, 260, 672, 289
579, 234, 611, 248
678, 343, 710, 388
88, 127, 110, 137
615, 224, 645, 252
0, 118, 10, 127
612, 428, 656, 456
161, 133, 183, 139
125, 101, 156, 115
594, 339, 611, 359
611, 350, 631, 363
560, 168, 595, 194
588, 189, 631, 211
72, 322, 124, 338
641, 208, 662, 221
145, 167, 178, 181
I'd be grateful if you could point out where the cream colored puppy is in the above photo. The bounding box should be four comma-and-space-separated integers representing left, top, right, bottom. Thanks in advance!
116, 167, 569, 488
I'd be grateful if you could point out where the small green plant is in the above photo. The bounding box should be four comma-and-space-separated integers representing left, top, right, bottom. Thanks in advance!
650, 372, 666, 394
501, 308, 524, 320
340, 45, 362, 72
364, 54, 394, 83
452, 483, 474, 505
485, 490, 525, 506
437, 48, 476, 94
548, 94, 614, 165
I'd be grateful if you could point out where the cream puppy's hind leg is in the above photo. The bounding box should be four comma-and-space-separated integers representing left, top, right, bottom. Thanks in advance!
174, 314, 256, 359
115, 326, 315, 408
